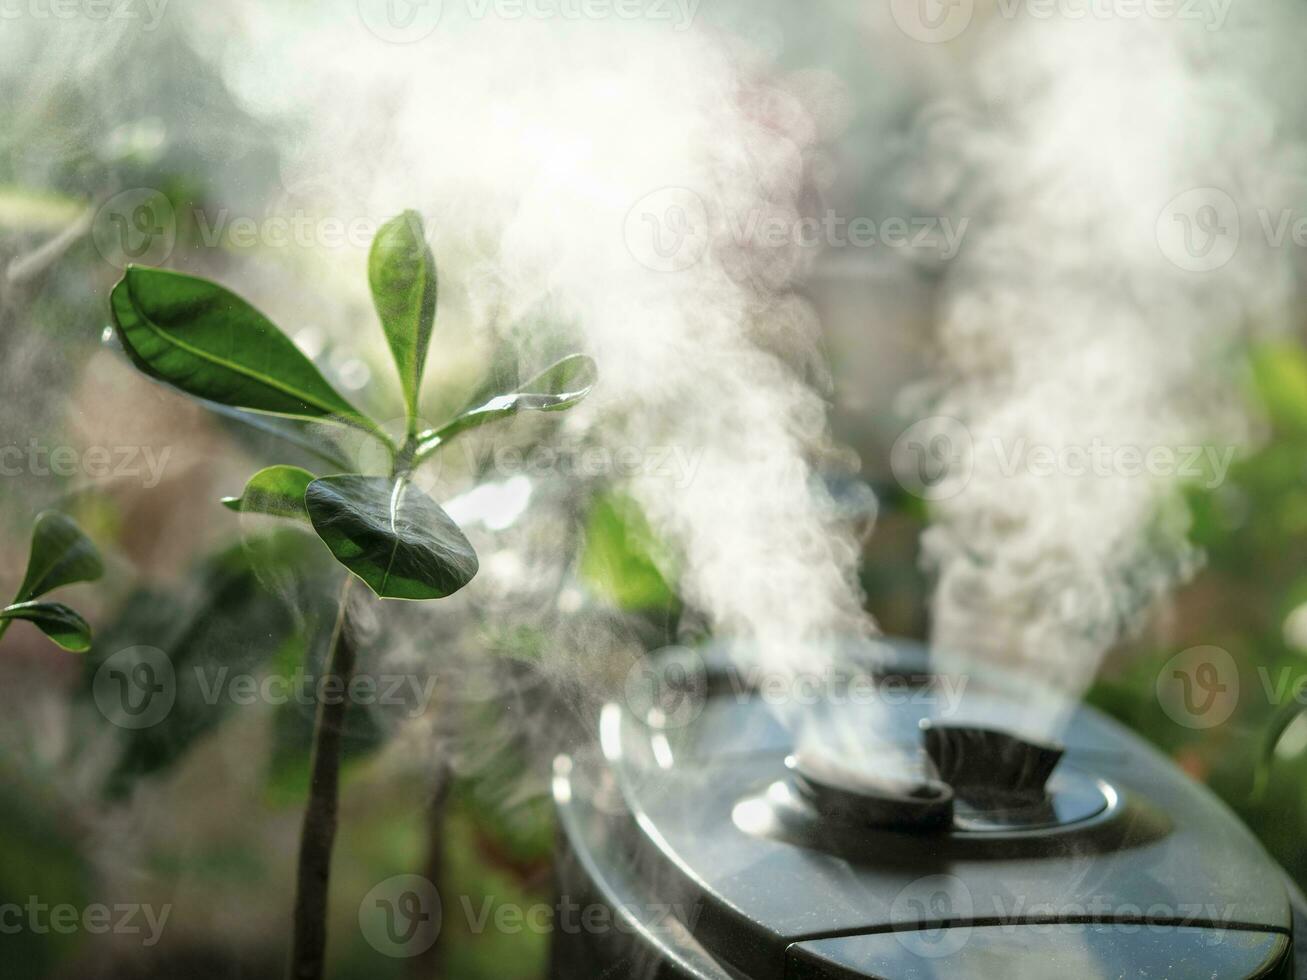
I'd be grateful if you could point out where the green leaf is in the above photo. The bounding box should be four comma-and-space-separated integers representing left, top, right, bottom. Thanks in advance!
415, 354, 597, 460
580, 493, 676, 611
0, 601, 91, 652
222, 465, 316, 521
369, 211, 436, 430
109, 266, 382, 438
305, 475, 478, 600
14, 511, 103, 603
84, 531, 327, 797
1251, 342, 1307, 436
1254, 696, 1307, 801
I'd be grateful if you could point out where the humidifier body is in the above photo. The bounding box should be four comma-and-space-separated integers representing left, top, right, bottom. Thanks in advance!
550, 639, 1306, 979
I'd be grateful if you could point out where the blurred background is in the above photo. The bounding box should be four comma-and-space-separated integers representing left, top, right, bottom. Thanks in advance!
5, 0, 1307, 977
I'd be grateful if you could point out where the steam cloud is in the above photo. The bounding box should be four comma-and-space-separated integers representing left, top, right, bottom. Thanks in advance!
905, 8, 1305, 738
233, 9, 874, 685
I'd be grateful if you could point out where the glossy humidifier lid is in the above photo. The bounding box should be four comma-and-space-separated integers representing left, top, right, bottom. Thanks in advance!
553, 638, 1296, 979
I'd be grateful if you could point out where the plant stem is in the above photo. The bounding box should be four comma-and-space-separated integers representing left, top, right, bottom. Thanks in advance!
412, 760, 453, 980
288, 576, 357, 980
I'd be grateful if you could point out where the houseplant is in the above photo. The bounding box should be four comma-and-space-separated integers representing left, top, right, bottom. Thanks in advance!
108, 210, 596, 979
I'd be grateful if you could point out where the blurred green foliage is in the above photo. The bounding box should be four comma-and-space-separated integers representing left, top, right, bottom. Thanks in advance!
1083, 340, 1307, 891
580, 491, 677, 612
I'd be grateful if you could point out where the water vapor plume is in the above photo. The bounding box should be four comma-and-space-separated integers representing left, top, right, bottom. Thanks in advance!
905, 7, 1307, 738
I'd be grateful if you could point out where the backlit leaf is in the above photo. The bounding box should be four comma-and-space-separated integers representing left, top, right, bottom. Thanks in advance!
221, 465, 316, 522
369, 211, 437, 430
305, 475, 478, 600
0, 601, 92, 652
14, 511, 103, 603
110, 266, 380, 435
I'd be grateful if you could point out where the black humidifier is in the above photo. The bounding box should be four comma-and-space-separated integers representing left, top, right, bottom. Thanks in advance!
550, 638, 1307, 979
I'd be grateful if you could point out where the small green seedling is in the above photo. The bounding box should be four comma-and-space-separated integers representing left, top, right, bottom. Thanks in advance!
0, 511, 102, 653
108, 210, 595, 980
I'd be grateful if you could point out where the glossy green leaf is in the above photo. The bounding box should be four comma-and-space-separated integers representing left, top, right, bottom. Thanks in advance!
14, 511, 103, 603
0, 601, 92, 652
415, 354, 597, 460
369, 211, 437, 430
110, 266, 380, 436
221, 465, 315, 521
305, 475, 478, 600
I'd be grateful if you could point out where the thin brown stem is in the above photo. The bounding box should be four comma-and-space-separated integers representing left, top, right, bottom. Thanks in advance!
288, 576, 357, 980
411, 759, 453, 980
